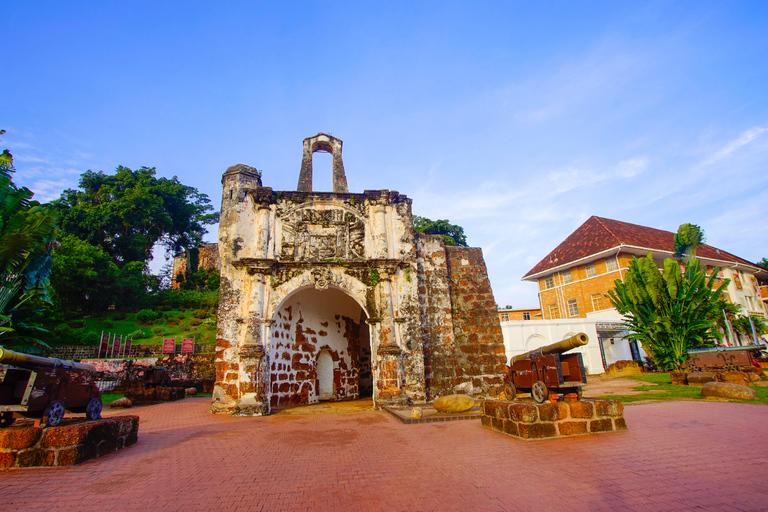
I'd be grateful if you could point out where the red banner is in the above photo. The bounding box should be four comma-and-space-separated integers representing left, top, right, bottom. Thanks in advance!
99, 332, 110, 358
182, 338, 195, 354
163, 338, 176, 354
124, 337, 132, 357
112, 335, 122, 358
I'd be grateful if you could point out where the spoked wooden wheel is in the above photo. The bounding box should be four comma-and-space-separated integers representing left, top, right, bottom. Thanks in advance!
531, 381, 548, 404
43, 401, 66, 427
503, 381, 516, 401
86, 398, 103, 420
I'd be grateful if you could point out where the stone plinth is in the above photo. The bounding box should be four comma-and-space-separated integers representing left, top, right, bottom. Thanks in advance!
481, 399, 627, 440
0, 416, 139, 468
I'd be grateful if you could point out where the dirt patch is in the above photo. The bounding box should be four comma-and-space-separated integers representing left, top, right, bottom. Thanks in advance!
583, 375, 662, 396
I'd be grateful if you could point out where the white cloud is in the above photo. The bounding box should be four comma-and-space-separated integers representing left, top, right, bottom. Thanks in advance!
702, 125, 768, 166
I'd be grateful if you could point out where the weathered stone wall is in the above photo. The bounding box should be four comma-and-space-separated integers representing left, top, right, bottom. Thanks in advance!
171, 243, 221, 289
425, 246, 507, 399
49, 344, 214, 361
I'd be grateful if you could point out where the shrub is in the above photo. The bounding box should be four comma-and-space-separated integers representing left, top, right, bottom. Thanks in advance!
128, 329, 149, 339
135, 309, 160, 324
69, 319, 86, 329
101, 320, 115, 329
53, 323, 72, 337
189, 318, 203, 326
151, 326, 163, 335
192, 309, 207, 319
177, 313, 186, 320
71, 330, 100, 346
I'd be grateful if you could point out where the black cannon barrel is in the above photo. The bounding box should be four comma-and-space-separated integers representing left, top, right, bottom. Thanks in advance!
0, 347, 96, 373
510, 333, 589, 364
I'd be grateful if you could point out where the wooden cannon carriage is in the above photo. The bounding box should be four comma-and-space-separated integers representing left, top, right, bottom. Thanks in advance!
0, 347, 102, 427
503, 333, 589, 403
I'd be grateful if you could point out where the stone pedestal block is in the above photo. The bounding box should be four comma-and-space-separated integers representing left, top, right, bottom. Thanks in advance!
0, 416, 139, 468
481, 399, 627, 440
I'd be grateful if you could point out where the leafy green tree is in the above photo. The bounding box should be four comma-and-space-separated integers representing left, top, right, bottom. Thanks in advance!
673, 223, 705, 264
757, 257, 768, 271
51, 166, 217, 265
413, 216, 468, 246
608, 253, 728, 371
0, 131, 58, 351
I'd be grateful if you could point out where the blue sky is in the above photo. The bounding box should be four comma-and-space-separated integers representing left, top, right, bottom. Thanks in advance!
5, 1, 768, 308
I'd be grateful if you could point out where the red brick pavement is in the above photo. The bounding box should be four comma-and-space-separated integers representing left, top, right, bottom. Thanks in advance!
1, 398, 767, 512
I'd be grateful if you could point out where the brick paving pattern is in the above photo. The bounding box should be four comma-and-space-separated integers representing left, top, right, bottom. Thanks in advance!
1, 398, 767, 511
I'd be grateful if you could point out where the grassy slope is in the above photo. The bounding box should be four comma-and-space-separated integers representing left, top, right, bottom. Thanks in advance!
53, 309, 217, 348
595, 373, 768, 405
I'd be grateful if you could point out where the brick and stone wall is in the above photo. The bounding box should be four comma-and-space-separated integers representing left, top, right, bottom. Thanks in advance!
482, 399, 627, 439
438, 247, 506, 398
171, 243, 221, 289
49, 344, 215, 361
0, 416, 139, 468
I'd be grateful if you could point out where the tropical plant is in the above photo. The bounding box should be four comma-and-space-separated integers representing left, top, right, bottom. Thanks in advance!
413, 216, 468, 246
0, 131, 58, 352
608, 252, 728, 371
672, 223, 705, 263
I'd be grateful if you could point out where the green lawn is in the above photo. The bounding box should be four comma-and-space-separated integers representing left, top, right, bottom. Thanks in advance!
595, 372, 768, 404
53, 308, 217, 348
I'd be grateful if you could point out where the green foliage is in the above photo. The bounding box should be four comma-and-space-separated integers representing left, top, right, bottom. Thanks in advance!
128, 329, 149, 339
368, 267, 380, 287
51, 166, 217, 265
413, 216, 468, 246
135, 308, 160, 324
673, 223, 705, 263
404, 267, 412, 282
758, 257, 768, 271
608, 252, 728, 371
0, 131, 58, 352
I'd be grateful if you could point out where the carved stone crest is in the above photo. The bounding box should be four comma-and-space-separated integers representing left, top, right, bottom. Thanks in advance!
312, 267, 332, 290
280, 205, 365, 261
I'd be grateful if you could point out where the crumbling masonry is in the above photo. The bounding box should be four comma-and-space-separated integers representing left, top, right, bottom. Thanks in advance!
212, 133, 506, 415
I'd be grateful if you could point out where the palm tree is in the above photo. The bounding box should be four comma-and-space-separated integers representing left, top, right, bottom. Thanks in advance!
673, 223, 705, 264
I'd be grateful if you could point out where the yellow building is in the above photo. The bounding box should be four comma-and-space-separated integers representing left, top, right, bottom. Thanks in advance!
522, 216, 768, 322
497, 307, 542, 323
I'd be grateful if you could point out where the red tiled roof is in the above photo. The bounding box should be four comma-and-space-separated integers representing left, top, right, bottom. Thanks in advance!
523, 216, 760, 279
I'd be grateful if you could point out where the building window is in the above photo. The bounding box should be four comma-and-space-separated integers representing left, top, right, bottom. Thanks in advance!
586, 263, 597, 278
523, 312, 531, 320
544, 276, 554, 289
591, 293, 604, 311
605, 257, 618, 272
562, 270, 573, 284
549, 304, 559, 319
567, 299, 579, 317
501, 313, 509, 322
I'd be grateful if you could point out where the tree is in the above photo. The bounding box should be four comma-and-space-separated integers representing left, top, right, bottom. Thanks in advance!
608, 252, 728, 371
413, 216, 468, 246
0, 130, 58, 350
757, 257, 768, 271
673, 223, 705, 264
51, 166, 217, 265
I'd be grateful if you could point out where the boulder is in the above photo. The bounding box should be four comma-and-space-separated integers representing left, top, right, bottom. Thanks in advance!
410, 408, 423, 419
109, 397, 133, 408
185, 387, 198, 396
701, 382, 758, 401
433, 394, 475, 413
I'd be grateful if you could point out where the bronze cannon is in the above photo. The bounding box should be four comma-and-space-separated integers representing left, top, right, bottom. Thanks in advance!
503, 333, 589, 403
0, 347, 102, 427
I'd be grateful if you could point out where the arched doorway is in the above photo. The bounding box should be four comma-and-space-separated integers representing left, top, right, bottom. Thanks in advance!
269, 286, 371, 407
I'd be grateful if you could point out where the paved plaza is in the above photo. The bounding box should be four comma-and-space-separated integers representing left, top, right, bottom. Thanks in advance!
1, 398, 767, 512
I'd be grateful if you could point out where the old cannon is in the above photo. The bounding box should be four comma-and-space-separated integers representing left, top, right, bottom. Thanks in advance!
0, 347, 102, 427
684, 345, 763, 372
503, 333, 589, 403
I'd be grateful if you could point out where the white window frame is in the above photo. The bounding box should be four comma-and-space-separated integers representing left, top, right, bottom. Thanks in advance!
586, 263, 597, 278
605, 257, 618, 272
501, 313, 509, 322
562, 270, 573, 284
567, 299, 579, 317
544, 276, 555, 289
591, 293, 603, 311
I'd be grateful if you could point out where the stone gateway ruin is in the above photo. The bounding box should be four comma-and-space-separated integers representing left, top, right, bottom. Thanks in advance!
212, 133, 507, 416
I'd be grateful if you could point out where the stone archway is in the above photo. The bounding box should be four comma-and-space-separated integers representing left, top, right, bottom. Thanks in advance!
269, 286, 370, 407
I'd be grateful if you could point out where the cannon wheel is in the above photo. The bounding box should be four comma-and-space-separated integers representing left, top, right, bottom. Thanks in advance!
503, 380, 516, 401
86, 398, 103, 420
531, 381, 548, 404
0, 412, 15, 428
43, 400, 66, 427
